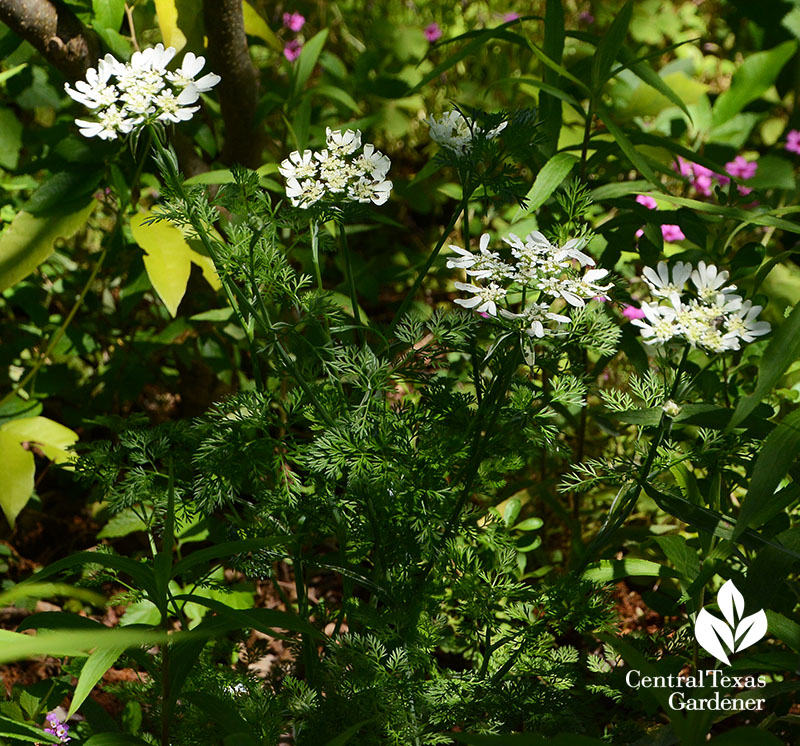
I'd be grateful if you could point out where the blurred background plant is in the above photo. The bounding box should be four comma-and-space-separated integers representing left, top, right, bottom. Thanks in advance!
2, 0, 800, 744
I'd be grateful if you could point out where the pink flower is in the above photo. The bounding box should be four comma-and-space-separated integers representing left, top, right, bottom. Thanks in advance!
674, 156, 694, 178
636, 194, 657, 210
661, 224, 685, 242
502, 12, 520, 22
578, 11, 595, 24
634, 227, 644, 239
424, 22, 442, 42
786, 129, 800, 155
725, 155, 757, 180
282, 12, 305, 32
738, 185, 753, 196
283, 40, 302, 62
622, 304, 646, 320
592, 295, 607, 302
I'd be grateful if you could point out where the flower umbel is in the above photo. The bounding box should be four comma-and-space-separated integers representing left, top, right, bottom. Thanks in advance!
279, 128, 393, 210
65, 45, 220, 140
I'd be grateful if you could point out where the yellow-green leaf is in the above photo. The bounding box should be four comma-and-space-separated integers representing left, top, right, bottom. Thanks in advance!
154, 0, 186, 51
130, 211, 221, 317
0, 430, 35, 528
0, 416, 79, 464
243, 1, 282, 51
0, 202, 95, 292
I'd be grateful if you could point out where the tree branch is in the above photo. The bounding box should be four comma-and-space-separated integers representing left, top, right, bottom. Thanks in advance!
202, 0, 261, 167
0, 0, 98, 81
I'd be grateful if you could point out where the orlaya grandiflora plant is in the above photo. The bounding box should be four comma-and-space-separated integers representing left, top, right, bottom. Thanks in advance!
694, 580, 768, 666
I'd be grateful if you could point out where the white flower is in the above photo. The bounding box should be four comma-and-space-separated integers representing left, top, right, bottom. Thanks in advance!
64, 55, 118, 109
691, 261, 737, 302
279, 150, 317, 180
348, 176, 393, 205
500, 303, 570, 337
427, 110, 507, 155
66, 44, 219, 139
75, 104, 135, 140
725, 300, 771, 343
326, 127, 361, 155
554, 237, 595, 267
641, 261, 692, 298
453, 281, 506, 316
154, 88, 200, 123
166, 52, 221, 96
447, 234, 513, 281
631, 301, 680, 344
355, 143, 391, 180
286, 177, 326, 208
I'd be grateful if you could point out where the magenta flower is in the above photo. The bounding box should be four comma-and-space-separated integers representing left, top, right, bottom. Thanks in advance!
636, 194, 657, 210
725, 155, 757, 180
578, 11, 595, 24
674, 156, 694, 178
786, 129, 800, 155
282, 12, 305, 32
44, 712, 71, 744
424, 23, 442, 42
661, 224, 685, 242
283, 40, 302, 62
503, 12, 520, 22
622, 304, 646, 320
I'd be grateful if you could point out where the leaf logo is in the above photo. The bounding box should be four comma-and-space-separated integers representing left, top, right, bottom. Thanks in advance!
694, 580, 768, 665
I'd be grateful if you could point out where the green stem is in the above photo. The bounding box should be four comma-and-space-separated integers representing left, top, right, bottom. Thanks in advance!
310, 219, 323, 291
385, 196, 469, 343
338, 221, 362, 344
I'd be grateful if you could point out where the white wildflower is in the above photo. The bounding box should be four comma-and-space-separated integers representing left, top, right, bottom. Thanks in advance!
286, 177, 326, 208
326, 127, 361, 155
65, 45, 219, 139
500, 303, 571, 338
641, 261, 692, 298
453, 281, 506, 316
427, 110, 507, 155
725, 300, 771, 343
279, 150, 317, 181
690, 261, 737, 302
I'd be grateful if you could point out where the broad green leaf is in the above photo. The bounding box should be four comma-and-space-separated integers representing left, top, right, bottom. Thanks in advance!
0, 584, 104, 609
733, 408, 800, 539
515, 152, 578, 219
591, 0, 633, 90
154, 0, 186, 50
0, 202, 95, 292
0, 429, 34, 527
712, 41, 797, 128
242, 1, 281, 51
622, 71, 704, 119
583, 558, 679, 583
294, 29, 329, 93
0, 715, 60, 744
130, 211, 221, 317
68, 645, 127, 716
315, 85, 360, 113
729, 303, 800, 428
0, 415, 78, 464
92, 0, 125, 31
24, 170, 104, 216
171, 537, 286, 579
0, 108, 22, 169
0, 627, 171, 665
538, 0, 565, 155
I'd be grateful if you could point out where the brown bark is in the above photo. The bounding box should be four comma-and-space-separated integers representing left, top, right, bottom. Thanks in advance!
202, 0, 261, 167
0, 0, 98, 81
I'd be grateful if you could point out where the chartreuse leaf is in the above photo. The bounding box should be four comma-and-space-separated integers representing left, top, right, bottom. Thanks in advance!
0, 583, 104, 608
734, 408, 800, 540
729, 304, 800, 429
154, 0, 186, 50
0, 202, 95, 292
1, 415, 78, 464
68, 645, 128, 717
242, 1, 281, 51
712, 41, 797, 128
514, 152, 578, 219
130, 211, 221, 317
0, 429, 34, 527
92, 0, 125, 31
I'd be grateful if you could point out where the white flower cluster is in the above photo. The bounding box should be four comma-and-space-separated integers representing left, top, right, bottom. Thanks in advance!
632, 260, 770, 352
427, 110, 507, 156
65, 45, 220, 140
448, 231, 611, 338
279, 128, 393, 209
